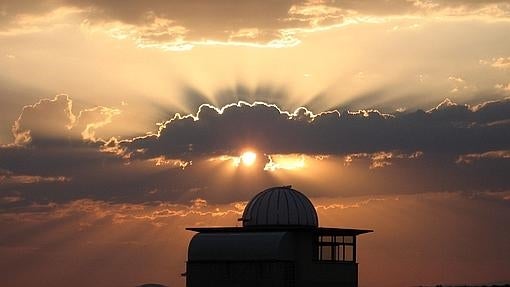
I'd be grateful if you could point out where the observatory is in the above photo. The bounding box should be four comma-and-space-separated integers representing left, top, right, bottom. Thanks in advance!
184, 186, 372, 287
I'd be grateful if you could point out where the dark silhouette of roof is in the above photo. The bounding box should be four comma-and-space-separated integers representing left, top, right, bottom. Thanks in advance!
187, 226, 372, 235
239, 185, 318, 227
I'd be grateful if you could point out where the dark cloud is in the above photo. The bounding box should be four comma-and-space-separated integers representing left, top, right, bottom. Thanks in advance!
1, 95, 510, 209
67, 0, 296, 29
123, 98, 510, 159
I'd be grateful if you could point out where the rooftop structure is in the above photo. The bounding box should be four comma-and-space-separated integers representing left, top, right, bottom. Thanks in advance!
241, 186, 318, 227
184, 186, 372, 287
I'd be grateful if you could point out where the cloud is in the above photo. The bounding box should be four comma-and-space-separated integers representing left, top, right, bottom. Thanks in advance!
2, 95, 510, 208
495, 83, 510, 92
447, 76, 477, 94
492, 57, 510, 68
147, 156, 192, 169
481, 56, 510, 69
0, 169, 70, 185
315, 197, 389, 211
11, 94, 75, 145
75, 106, 121, 141
264, 154, 306, 171
0, 5, 84, 36
122, 98, 510, 159
344, 151, 423, 169
448, 76, 465, 83
0, 197, 243, 225
0, 194, 23, 204
10, 94, 120, 146
456, 150, 510, 164
1, 189, 509, 287
69, 1, 510, 50
2, 1, 510, 49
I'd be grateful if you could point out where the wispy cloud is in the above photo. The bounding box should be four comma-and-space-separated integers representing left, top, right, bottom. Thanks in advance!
481, 56, 510, 69
2, 1, 510, 50
456, 150, 510, 164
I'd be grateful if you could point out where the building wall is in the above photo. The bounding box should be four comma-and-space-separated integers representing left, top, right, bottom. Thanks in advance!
186, 230, 358, 287
186, 261, 295, 287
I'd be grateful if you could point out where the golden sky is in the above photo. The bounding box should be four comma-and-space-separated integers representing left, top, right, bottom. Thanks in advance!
1, 1, 510, 286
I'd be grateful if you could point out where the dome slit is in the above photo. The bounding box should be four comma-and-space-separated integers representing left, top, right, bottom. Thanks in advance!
258, 189, 272, 225
291, 189, 301, 225
265, 188, 276, 225
275, 188, 281, 225
283, 189, 290, 225
295, 193, 306, 225
245, 190, 266, 221
303, 194, 318, 226
251, 190, 267, 224
296, 193, 311, 225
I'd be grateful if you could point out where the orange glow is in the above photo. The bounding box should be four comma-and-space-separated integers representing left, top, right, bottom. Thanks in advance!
264, 154, 306, 171
240, 151, 257, 166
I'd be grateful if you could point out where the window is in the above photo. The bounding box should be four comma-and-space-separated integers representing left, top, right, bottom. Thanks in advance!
317, 235, 355, 262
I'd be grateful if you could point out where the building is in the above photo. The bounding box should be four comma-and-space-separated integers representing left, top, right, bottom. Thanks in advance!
185, 186, 372, 287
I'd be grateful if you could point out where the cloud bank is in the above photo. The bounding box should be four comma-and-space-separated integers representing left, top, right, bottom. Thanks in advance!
1, 95, 510, 207
123, 98, 510, 159
2, 1, 510, 49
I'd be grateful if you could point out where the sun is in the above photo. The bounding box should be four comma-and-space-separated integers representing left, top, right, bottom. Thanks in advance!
240, 151, 257, 166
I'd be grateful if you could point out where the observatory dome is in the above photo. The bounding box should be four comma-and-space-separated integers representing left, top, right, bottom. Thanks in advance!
241, 186, 318, 227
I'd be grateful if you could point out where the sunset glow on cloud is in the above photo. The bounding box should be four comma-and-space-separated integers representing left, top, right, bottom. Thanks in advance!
1, 1, 510, 286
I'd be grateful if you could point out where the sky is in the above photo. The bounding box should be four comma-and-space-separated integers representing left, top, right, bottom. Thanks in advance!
1, 1, 510, 286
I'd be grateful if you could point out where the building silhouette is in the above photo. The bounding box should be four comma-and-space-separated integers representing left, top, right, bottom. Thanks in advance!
185, 186, 372, 287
